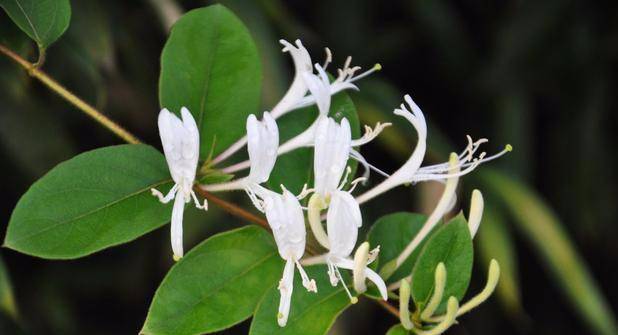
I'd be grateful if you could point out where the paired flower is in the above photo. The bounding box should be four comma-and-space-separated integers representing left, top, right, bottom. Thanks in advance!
307, 116, 388, 302
150, 38, 508, 330
151, 108, 207, 261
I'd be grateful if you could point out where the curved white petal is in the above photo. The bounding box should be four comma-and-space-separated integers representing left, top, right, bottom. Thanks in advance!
355, 95, 427, 204
314, 117, 352, 197
263, 190, 306, 261
302, 64, 331, 116
171, 192, 186, 260
247, 112, 279, 184
334, 257, 387, 300
277, 259, 295, 327
327, 191, 361, 258
158, 108, 200, 195
272, 39, 313, 118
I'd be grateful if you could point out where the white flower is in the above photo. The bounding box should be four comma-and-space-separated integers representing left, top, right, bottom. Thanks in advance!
261, 188, 317, 327
325, 191, 388, 301
212, 39, 380, 167
246, 112, 279, 184
356, 94, 512, 205
270, 39, 313, 118
314, 117, 352, 198
204, 113, 280, 204
151, 108, 207, 261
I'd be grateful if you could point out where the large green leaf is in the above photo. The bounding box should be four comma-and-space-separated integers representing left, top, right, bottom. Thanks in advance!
267, 91, 360, 194
142, 226, 283, 335
250, 266, 350, 335
366, 212, 429, 284
159, 4, 262, 160
0, 257, 17, 319
4, 144, 174, 259
480, 169, 618, 335
0, 0, 71, 49
411, 214, 473, 313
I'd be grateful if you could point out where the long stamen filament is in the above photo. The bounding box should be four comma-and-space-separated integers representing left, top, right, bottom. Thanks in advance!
334, 266, 358, 304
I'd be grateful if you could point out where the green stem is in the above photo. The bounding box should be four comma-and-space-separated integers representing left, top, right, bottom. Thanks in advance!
0, 43, 141, 144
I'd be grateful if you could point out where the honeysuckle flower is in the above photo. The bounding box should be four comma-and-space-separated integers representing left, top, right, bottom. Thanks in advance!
151, 108, 207, 261
246, 112, 279, 184
324, 190, 388, 301
356, 94, 512, 205
203, 112, 280, 199
213, 39, 379, 167
260, 187, 317, 327
270, 39, 313, 118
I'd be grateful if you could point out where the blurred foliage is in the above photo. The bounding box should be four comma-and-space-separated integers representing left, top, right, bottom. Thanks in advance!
1, 0, 617, 334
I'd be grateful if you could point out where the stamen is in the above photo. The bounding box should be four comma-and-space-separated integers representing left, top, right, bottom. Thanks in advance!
295, 260, 318, 292
367, 245, 380, 264
190, 191, 208, 210
348, 63, 382, 83
337, 166, 353, 190
351, 122, 392, 147
334, 265, 358, 304
327, 262, 338, 286
296, 183, 314, 200
349, 150, 390, 180
420, 263, 447, 320
151, 184, 178, 204
347, 177, 367, 193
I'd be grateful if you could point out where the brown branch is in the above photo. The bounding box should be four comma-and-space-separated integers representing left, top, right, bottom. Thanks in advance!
194, 187, 269, 228
377, 299, 400, 319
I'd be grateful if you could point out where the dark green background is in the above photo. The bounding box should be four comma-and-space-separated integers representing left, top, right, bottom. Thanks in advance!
1, 0, 616, 334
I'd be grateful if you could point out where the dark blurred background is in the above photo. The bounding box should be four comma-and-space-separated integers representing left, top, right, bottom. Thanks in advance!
1, 0, 617, 334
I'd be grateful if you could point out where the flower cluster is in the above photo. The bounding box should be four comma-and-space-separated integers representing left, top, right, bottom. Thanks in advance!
151, 39, 510, 329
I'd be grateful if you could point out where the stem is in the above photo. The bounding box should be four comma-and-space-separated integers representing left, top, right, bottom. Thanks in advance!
0, 44, 141, 144
193, 186, 268, 228
377, 299, 400, 318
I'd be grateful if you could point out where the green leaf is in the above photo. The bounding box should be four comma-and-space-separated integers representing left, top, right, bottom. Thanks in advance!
197, 170, 234, 185
0, 0, 71, 49
267, 91, 360, 194
142, 226, 283, 335
385, 324, 409, 335
250, 266, 351, 335
476, 203, 525, 318
4, 144, 174, 259
480, 169, 618, 335
411, 214, 473, 313
366, 212, 429, 284
0, 256, 17, 319
159, 4, 262, 160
